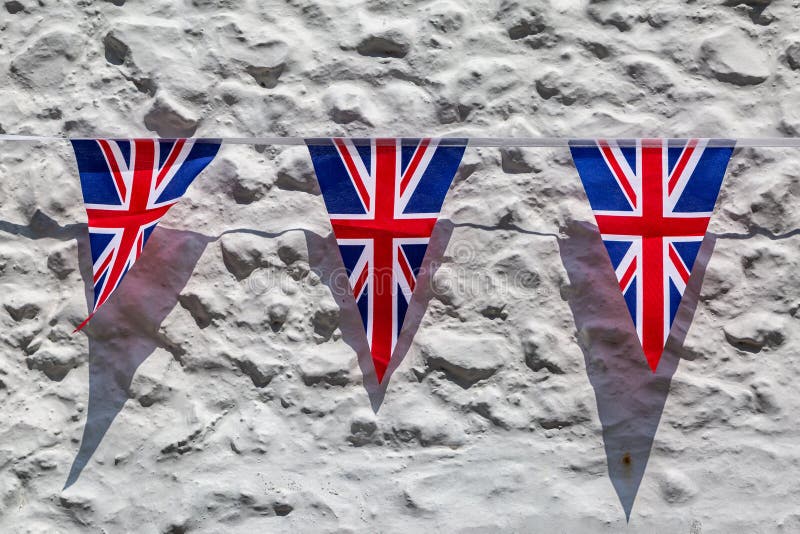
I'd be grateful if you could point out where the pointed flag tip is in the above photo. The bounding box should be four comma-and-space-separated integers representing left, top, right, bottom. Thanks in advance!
374, 363, 387, 384
72, 313, 95, 334
372, 351, 389, 384
645, 353, 660, 373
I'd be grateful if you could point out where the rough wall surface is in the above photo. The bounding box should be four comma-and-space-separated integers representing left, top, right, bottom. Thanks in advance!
1, 1, 799, 532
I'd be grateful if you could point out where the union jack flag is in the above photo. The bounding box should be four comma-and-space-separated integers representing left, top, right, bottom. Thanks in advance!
570, 138, 734, 371
307, 138, 465, 382
71, 138, 220, 331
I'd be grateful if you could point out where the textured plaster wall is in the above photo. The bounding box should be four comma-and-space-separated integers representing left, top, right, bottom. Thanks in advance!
1, 1, 800, 532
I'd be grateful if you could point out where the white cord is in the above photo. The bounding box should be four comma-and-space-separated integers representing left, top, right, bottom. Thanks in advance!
1, 134, 795, 147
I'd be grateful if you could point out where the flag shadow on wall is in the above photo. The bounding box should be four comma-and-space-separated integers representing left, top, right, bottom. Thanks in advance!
65, 226, 212, 489
304, 220, 454, 412
557, 220, 715, 521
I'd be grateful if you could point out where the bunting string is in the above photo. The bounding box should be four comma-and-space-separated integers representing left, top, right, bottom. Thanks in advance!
5, 134, 800, 147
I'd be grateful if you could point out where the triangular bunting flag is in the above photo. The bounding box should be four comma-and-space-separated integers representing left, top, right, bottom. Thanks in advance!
569, 138, 734, 371
71, 138, 220, 331
307, 138, 465, 382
